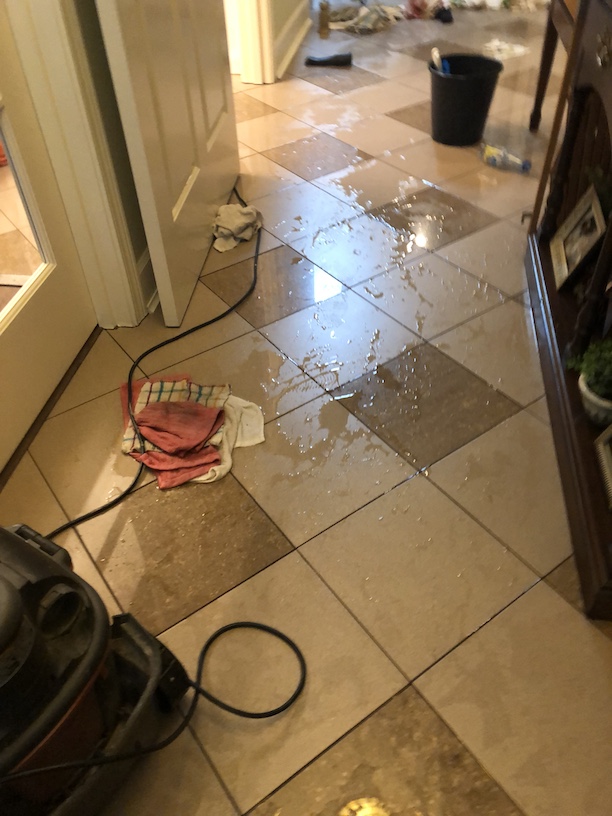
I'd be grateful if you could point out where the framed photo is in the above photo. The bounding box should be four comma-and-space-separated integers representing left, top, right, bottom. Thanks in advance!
550, 186, 606, 290
595, 424, 612, 510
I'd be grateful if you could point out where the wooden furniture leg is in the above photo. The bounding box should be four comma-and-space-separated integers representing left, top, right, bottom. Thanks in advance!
530, 13, 559, 132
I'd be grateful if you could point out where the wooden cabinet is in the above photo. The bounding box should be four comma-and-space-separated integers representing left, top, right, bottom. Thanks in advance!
527, 0, 612, 618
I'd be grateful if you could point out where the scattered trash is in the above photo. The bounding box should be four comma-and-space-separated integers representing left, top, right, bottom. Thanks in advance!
483, 38, 529, 60
481, 143, 532, 174
329, 4, 404, 34
406, 0, 453, 20
305, 53, 353, 67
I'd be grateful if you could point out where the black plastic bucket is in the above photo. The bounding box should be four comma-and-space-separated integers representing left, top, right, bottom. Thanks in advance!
429, 54, 503, 147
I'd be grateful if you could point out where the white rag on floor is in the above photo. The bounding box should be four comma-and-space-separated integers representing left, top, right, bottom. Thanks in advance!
212, 204, 262, 252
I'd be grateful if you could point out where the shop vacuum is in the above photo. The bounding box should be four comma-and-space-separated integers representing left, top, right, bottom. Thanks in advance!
0, 523, 190, 815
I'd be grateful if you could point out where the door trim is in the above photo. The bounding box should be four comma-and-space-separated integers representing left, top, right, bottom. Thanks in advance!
5, 0, 146, 328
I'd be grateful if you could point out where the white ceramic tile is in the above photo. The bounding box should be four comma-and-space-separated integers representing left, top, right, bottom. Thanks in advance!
354, 254, 505, 339
417, 583, 612, 816
379, 140, 483, 184
262, 289, 418, 390
102, 729, 236, 816
302, 475, 537, 678
312, 158, 425, 210
396, 67, 432, 93
0, 453, 121, 615
252, 182, 358, 245
352, 49, 426, 79
111, 283, 253, 374
444, 166, 541, 218
429, 411, 572, 575
333, 114, 429, 155
50, 332, 144, 418
238, 152, 302, 201
436, 219, 528, 296
342, 80, 429, 114
245, 76, 333, 110
29, 389, 152, 519
237, 111, 317, 152
201, 230, 282, 276
157, 330, 325, 422
160, 553, 405, 811
291, 212, 427, 286
434, 299, 544, 405
285, 96, 377, 136
232, 396, 412, 545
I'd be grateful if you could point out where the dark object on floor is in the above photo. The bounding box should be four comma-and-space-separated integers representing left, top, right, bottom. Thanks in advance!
429, 54, 502, 146
434, 6, 453, 23
0, 524, 189, 816
305, 53, 353, 67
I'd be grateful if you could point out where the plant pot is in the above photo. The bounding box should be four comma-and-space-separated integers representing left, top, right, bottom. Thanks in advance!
578, 373, 612, 426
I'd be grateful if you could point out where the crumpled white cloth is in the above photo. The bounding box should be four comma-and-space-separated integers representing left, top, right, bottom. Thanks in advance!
212, 203, 262, 252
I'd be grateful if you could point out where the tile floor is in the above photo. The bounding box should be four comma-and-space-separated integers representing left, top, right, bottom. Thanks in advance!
2, 6, 612, 816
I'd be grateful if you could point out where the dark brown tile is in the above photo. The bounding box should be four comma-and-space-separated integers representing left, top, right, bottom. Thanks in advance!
545, 557, 612, 640
203, 245, 344, 328
262, 132, 371, 181
249, 687, 523, 816
369, 187, 497, 251
331, 344, 517, 468
387, 100, 431, 134
498, 66, 562, 97
234, 92, 278, 124
302, 65, 385, 94
87, 475, 292, 634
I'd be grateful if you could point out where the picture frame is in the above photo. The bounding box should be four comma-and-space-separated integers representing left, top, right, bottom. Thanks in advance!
550, 185, 606, 290
595, 423, 612, 510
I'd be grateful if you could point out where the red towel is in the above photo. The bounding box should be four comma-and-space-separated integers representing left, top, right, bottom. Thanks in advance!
130, 401, 225, 489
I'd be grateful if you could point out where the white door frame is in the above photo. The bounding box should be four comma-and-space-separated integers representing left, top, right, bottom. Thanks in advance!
5, 1, 149, 328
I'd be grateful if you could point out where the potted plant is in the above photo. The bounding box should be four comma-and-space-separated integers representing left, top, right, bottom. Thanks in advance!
568, 338, 612, 426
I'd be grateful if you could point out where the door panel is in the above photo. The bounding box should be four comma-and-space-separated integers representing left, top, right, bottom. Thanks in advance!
0, 5, 97, 471
96, 0, 239, 327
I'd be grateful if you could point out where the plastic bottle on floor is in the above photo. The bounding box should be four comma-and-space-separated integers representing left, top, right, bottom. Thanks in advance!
481, 143, 531, 174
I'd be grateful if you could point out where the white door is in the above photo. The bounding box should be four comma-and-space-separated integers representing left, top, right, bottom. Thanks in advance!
0, 7, 97, 471
96, 0, 239, 327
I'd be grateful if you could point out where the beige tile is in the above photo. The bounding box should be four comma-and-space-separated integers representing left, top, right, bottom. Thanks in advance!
0, 186, 31, 231
302, 476, 536, 678
0, 211, 15, 235
160, 553, 405, 811
396, 67, 432, 94
238, 141, 256, 159
0, 229, 41, 276
251, 686, 523, 816
313, 158, 425, 210
245, 76, 333, 110
433, 299, 543, 404
231, 75, 256, 93
252, 182, 358, 245
232, 396, 412, 545
379, 140, 483, 185
0, 453, 120, 615
0, 164, 17, 192
351, 48, 426, 79
481, 116, 551, 178
355, 254, 505, 339
285, 96, 377, 136
444, 165, 540, 218
157, 331, 325, 422
29, 389, 151, 519
262, 132, 370, 183
111, 283, 252, 375
545, 559, 612, 640
291, 212, 427, 286
50, 332, 144, 418
237, 112, 317, 152
203, 245, 344, 328
333, 114, 429, 155
525, 395, 550, 425
300, 65, 385, 94
78, 476, 292, 635
331, 344, 518, 469
233, 92, 277, 123
436, 219, 528, 296
262, 290, 418, 390
201, 229, 282, 276
429, 411, 572, 575
237, 153, 302, 201
342, 79, 428, 114
417, 583, 612, 816
369, 187, 497, 251
101, 729, 236, 816
0, 285, 19, 312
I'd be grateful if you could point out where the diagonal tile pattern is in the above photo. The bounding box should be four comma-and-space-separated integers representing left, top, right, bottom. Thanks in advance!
5, 7, 612, 816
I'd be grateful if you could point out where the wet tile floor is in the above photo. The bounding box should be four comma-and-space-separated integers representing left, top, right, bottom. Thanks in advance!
3, 6, 612, 816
